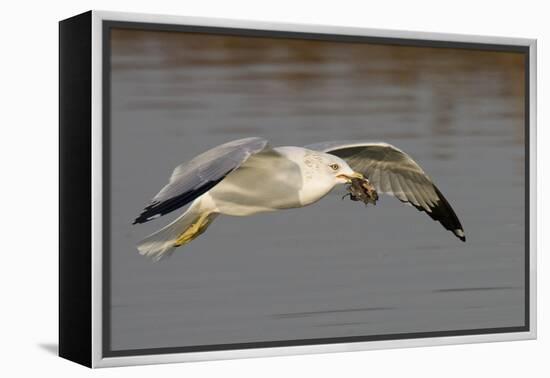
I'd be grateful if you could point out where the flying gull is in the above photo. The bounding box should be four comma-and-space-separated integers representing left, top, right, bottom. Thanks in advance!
133, 137, 465, 261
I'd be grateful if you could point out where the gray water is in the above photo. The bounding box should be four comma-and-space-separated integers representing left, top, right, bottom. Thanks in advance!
108, 29, 526, 351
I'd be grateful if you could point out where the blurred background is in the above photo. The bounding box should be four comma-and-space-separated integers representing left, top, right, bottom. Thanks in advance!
108, 28, 526, 352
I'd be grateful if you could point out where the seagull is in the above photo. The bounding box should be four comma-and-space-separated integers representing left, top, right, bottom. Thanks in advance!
133, 137, 465, 261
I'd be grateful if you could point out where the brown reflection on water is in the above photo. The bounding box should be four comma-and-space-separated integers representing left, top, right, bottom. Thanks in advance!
111, 28, 525, 149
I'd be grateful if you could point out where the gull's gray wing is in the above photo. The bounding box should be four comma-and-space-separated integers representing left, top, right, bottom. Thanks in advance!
306, 141, 465, 241
133, 137, 269, 224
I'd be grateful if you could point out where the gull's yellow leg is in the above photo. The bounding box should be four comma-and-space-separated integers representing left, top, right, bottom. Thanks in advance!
174, 212, 214, 247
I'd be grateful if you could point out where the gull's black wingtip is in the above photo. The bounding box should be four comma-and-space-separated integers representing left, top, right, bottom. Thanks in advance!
132, 203, 161, 225
454, 229, 466, 242
132, 213, 150, 225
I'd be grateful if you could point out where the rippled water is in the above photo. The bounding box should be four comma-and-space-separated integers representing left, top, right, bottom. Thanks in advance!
108, 29, 526, 351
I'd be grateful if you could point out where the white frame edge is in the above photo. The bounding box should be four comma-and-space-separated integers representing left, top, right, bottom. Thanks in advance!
90, 10, 537, 368
91, 10, 104, 368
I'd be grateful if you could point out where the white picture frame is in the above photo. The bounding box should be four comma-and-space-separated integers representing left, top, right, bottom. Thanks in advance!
59, 10, 537, 368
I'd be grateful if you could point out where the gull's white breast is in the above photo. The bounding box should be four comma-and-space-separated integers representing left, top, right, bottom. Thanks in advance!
274, 147, 337, 207
206, 146, 337, 216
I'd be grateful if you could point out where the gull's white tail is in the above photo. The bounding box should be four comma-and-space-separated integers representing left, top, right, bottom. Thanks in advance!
137, 200, 217, 261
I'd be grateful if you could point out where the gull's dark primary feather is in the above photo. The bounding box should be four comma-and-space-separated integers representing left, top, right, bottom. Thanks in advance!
132, 176, 226, 224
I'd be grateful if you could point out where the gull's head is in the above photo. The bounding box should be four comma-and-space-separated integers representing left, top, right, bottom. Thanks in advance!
321, 154, 364, 185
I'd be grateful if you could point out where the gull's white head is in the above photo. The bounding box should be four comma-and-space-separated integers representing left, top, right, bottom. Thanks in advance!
289, 149, 365, 206
319, 153, 364, 185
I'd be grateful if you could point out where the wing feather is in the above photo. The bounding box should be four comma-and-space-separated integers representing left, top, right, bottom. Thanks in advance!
390, 172, 408, 202
379, 170, 393, 194
306, 141, 465, 241
133, 137, 269, 224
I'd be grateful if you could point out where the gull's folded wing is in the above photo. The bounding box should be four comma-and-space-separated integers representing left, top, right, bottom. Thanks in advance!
133, 137, 269, 224
306, 141, 465, 241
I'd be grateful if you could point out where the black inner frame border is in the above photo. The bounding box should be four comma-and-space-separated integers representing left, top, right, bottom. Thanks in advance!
102, 20, 531, 358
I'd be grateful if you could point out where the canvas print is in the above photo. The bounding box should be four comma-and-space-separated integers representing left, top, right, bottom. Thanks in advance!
105, 26, 527, 355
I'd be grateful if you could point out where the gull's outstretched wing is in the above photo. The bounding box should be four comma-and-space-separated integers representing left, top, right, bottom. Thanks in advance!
306, 141, 465, 241
133, 137, 269, 224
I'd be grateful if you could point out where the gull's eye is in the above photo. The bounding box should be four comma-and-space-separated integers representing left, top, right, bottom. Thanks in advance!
329, 163, 340, 171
